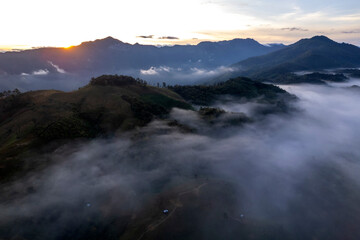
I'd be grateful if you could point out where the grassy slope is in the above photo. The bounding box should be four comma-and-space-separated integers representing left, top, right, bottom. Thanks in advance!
0, 79, 191, 181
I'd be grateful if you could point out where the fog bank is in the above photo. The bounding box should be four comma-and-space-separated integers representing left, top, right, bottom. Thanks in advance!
1, 81, 360, 239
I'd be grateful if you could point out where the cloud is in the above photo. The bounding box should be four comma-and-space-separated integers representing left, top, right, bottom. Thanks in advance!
280, 27, 308, 32
136, 35, 154, 39
189, 66, 235, 77
0, 72, 92, 92
158, 36, 180, 40
140, 67, 158, 75
140, 66, 171, 75
48, 61, 66, 74
139, 65, 235, 84
32, 69, 49, 75
2, 80, 360, 238
341, 30, 360, 34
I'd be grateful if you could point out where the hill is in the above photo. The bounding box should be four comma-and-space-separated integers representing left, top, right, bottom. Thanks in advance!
169, 77, 293, 106
0, 75, 294, 182
0, 75, 192, 181
217, 36, 360, 83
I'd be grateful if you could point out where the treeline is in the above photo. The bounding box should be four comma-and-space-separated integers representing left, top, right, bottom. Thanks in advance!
0, 89, 21, 98
168, 77, 287, 105
0, 89, 27, 123
89, 75, 174, 89
90, 75, 148, 86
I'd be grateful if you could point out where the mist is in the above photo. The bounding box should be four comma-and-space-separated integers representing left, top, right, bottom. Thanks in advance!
139, 66, 236, 85
0, 66, 235, 92
1, 80, 360, 239
0, 73, 91, 92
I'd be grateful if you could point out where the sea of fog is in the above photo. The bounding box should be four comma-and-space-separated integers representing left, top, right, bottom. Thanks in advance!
0, 66, 232, 92
1, 79, 360, 239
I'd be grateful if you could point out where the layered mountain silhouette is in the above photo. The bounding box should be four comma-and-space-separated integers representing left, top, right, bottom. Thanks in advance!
0, 37, 284, 76
1, 35, 360, 89
221, 36, 360, 82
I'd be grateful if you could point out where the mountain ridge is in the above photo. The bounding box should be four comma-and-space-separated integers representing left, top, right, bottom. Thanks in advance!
0, 37, 284, 76
225, 35, 360, 82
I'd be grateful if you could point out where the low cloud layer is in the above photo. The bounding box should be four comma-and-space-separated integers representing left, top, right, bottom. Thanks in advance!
1, 79, 360, 239
139, 65, 235, 85
48, 61, 66, 74
0, 65, 234, 91
0, 73, 92, 92
32, 69, 49, 75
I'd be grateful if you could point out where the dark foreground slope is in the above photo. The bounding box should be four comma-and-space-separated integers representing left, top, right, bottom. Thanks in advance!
0, 75, 300, 240
2, 76, 359, 240
0, 74, 296, 182
0, 75, 293, 182
0, 75, 191, 181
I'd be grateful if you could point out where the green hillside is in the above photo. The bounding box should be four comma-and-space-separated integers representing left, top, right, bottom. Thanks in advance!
0, 75, 192, 181
0, 74, 293, 182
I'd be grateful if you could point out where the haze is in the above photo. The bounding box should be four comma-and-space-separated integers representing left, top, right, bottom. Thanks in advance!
1, 0, 359, 50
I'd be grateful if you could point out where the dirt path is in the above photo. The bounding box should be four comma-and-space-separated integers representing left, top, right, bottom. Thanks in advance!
136, 182, 208, 240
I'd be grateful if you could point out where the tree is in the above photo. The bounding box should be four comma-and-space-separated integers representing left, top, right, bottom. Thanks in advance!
13, 88, 21, 95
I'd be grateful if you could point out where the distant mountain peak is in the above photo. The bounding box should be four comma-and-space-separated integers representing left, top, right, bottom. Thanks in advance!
231, 38, 261, 44
103, 36, 117, 41
309, 35, 334, 42
80, 36, 127, 48
228, 35, 360, 83
292, 35, 337, 48
95, 36, 125, 45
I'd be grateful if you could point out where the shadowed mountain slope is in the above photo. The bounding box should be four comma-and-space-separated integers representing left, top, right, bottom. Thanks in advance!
214, 36, 360, 83
0, 37, 284, 76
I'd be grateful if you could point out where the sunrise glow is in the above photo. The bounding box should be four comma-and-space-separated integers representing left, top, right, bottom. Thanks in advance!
0, 0, 359, 51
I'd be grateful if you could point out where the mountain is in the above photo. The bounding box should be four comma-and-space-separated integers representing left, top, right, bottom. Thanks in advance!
0, 74, 298, 240
0, 74, 293, 182
217, 36, 360, 83
0, 75, 192, 181
0, 37, 284, 76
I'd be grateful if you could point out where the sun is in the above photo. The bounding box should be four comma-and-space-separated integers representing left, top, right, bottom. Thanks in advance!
64, 45, 74, 50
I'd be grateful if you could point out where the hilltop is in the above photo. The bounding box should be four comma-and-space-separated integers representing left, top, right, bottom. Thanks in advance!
0, 75, 192, 181
0, 75, 294, 182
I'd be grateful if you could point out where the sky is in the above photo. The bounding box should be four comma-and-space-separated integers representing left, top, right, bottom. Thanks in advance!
0, 0, 359, 50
